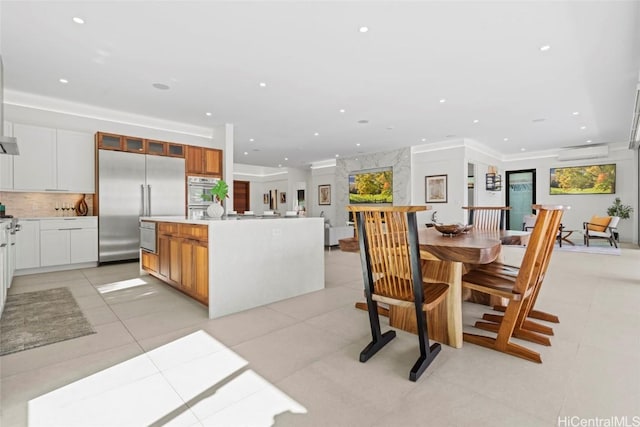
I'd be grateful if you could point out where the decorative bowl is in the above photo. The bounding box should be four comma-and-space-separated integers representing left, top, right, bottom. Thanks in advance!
434, 223, 465, 236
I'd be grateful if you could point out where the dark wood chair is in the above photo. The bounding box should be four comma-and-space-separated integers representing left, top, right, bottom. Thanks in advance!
351, 206, 449, 381
461, 205, 566, 363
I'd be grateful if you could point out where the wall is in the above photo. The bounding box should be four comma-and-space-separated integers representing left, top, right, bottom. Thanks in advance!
412, 143, 467, 226
310, 165, 337, 224
233, 164, 311, 215
503, 145, 637, 243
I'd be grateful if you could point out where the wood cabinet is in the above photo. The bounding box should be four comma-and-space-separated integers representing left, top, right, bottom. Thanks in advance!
152, 222, 208, 305
97, 132, 145, 153
97, 132, 185, 158
141, 251, 159, 274
186, 146, 222, 177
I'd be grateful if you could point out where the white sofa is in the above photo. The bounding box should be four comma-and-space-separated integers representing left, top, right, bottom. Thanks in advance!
324, 225, 354, 247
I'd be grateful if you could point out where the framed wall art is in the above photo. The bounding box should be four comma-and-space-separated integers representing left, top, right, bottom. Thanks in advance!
318, 184, 331, 205
425, 175, 448, 203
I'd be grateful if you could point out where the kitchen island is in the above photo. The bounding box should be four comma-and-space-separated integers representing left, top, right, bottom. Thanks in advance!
139, 215, 325, 319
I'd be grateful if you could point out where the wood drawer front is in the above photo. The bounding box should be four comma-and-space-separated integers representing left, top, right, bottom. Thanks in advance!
179, 224, 208, 241
158, 222, 180, 236
141, 251, 159, 273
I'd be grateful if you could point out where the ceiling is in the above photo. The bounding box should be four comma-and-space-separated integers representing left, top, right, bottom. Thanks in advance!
2, 1, 640, 168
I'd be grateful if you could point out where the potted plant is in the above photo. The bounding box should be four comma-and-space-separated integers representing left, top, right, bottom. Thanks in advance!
202, 180, 229, 218
606, 197, 633, 241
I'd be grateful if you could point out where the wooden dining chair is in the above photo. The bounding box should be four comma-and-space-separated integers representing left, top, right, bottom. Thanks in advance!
469, 207, 562, 344
477, 204, 565, 337
461, 205, 565, 363
462, 206, 511, 230
352, 206, 449, 381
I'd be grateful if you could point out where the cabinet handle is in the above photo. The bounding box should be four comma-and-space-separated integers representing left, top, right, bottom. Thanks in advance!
59, 228, 82, 231
63, 218, 78, 221
0, 243, 6, 248
45, 189, 68, 192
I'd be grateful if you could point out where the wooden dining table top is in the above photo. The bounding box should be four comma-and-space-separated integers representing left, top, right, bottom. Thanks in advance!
417, 228, 526, 265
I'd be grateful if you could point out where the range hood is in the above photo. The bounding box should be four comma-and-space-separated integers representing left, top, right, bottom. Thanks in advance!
0, 135, 18, 155
0, 55, 19, 155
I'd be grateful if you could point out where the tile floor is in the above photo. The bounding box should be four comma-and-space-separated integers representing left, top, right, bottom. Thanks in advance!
1, 243, 639, 426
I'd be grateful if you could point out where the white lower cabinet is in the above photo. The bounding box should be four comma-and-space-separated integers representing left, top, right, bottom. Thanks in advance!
40, 218, 98, 267
16, 219, 41, 269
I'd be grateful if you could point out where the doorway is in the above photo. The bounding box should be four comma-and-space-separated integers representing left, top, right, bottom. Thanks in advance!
233, 180, 250, 214
505, 169, 536, 230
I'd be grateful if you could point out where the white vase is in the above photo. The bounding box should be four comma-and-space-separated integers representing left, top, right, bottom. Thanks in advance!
207, 201, 224, 219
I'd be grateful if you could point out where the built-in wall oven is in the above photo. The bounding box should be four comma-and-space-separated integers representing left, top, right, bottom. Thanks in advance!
187, 176, 219, 219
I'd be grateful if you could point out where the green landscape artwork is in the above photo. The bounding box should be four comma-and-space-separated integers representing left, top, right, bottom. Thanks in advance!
349, 169, 393, 203
550, 164, 615, 195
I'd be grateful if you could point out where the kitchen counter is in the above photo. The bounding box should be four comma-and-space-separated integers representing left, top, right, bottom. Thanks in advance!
140, 216, 325, 318
140, 215, 300, 224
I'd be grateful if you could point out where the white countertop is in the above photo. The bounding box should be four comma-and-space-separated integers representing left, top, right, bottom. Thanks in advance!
18, 216, 97, 220
140, 215, 316, 225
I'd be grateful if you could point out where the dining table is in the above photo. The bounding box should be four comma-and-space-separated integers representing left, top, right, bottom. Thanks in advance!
361, 228, 529, 349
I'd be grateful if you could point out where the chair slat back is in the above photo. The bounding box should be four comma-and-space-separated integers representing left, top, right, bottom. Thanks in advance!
350, 206, 427, 302
512, 206, 565, 296
463, 206, 510, 230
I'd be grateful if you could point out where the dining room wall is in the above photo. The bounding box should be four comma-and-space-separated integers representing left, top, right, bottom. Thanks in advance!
503, 144, 637, 243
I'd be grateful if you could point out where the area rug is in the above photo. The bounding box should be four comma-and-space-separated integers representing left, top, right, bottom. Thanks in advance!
554, 243, 621, 256
0, 287, 96, 356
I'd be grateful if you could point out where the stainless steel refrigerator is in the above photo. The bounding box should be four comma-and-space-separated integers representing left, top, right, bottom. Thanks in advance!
98, 150, 185, 263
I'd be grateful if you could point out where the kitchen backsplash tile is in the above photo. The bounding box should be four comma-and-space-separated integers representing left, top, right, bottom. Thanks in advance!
0, 192, 94, 218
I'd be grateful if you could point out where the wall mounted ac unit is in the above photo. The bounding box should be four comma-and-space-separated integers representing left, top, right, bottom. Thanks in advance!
557, 145, 609, 161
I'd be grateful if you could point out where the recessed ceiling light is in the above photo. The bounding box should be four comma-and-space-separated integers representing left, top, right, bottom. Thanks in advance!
580, 126, 586, 130
359, 26, 369, 33
205, 112, 212, 116
356, 143, 361, 146
572, 111, 580, 116
278, 164, 282, 167
586, 139, 592, 143
540, 45, 551, 51
249, 138, 254, 142
59, 78, 68, 84
335, 154, 340, 158
243, 151, 248, 155
72, 17, 84, 24
284, 157, 288, 161
439, 99, 446, 103
473, 119, 479, 124
152, 83, 170, 90
314, 132, 319, 136
521, 148, 526, 152
259, 82, 267, 87
503, 138, 509, 141
339, 109, 346, 113
421, 138, 426, 142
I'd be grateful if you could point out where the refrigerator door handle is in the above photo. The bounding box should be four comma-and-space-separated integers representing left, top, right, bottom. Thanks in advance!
141, 184, 146, 216
147, 184, 152, 216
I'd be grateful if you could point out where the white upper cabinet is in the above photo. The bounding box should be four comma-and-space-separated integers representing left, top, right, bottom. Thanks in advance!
12, 124, 56, 191
10, 124, 95, 193
57, 130, 95, 193
0, 121, 13, 190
